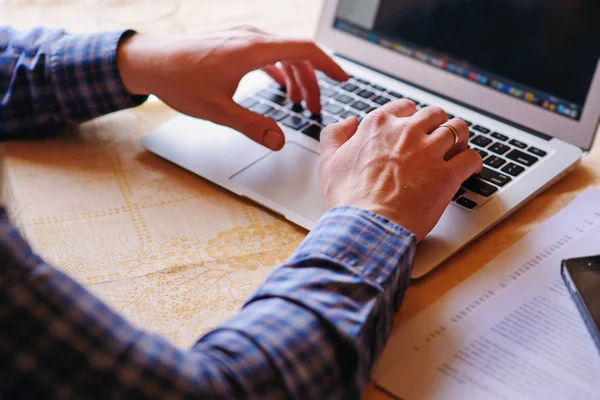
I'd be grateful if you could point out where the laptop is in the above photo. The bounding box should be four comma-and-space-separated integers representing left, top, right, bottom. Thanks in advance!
141, 0, 600, 278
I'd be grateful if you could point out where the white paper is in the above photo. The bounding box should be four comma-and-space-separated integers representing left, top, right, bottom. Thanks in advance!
373, 188, 600, 400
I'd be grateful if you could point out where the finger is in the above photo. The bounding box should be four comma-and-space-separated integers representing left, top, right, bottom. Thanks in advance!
406, 105, 449, 135
261, 64, 286, 87
444, 121, 471, 160
376, 98, 418, 118
447, 148, 484, 184
250, 39, 350, 82
282, 62, 303, 104
320, 116, 359, 163
426, 118, 469, 158
292, 61, 321, 114
361, 99, 417, 145
218, 101, 286, 151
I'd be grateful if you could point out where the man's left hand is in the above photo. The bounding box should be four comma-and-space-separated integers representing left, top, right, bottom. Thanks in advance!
117, 26, 349, 150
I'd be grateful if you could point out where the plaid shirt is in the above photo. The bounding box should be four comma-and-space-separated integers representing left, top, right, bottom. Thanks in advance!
0, 27, 417, 399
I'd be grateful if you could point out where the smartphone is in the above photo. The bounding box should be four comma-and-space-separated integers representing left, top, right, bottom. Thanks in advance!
561, 255, 600, 354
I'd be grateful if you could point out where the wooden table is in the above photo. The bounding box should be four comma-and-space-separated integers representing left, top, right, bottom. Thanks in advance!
3, 2, 599, 399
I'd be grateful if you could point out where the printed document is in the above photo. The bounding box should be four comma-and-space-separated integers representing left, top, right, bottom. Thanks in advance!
373, 188, 600, 400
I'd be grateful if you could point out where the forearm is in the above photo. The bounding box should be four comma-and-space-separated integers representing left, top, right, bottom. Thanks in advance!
0, 27, 146, 138
210, 207, 417, 397
1, 207, 415, 398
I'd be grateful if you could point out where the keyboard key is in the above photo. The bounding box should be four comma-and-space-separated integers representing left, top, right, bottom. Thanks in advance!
335, 93, 353, 104
323, 103, 345, 115
321, 86, 337, 97
251, 103, 274, 115
475, 149, 489, 159
501, 163, 525, 177
446, 113, 455, 119
321, 76, 340, 85
453, 188, 466, 201
282, 115, 309, 130
488, 142, 510, 155
484, 155, 507, 169
364, 106, 376, 114
506, 149, 538, 166
491, 132, 508, 141
320, 115, 338, 125
406, 98, 420, 106
306, 111, 334, 124
341, 83, 359, 92
269, 83, 286, 93
351, 100, 369, 111
460, 118, 473, 127
355, 77, 370, 85
302, 124, 322, 140
471, 135, 493, 147
462, 177, 498, 197
478, 167, 512, 187
372, 95, 391, 106
371, 84, 386, 91
240, 97, 259, 109
257, 89, 287, 105
268, 109, 288, 122
289, 103, 303, 113
469, 130, 475, 138
528, 147, 547, 157
304, 112, 327, 122
456, 197, 477, 209
357, 89, 375, 99
419, 103, 429, 109
473, 125, 491, 134
341, 110, 360, 119
509, 139, 527, 149
388, 91, 404, 98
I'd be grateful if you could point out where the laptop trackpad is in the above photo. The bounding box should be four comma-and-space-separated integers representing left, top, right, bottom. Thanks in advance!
229, 142, 322, 222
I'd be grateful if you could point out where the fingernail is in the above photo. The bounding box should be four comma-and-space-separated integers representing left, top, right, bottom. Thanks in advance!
263, 129, 285, 151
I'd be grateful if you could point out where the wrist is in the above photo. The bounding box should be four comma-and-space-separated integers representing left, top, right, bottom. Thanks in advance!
116, 32, 155, 95
327, 198, 421, 241
357, 205, 421, 240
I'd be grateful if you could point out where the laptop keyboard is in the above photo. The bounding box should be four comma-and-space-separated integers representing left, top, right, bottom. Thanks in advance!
238, 73, 549, 211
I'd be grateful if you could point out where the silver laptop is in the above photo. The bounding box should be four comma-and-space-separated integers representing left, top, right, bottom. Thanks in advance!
141, 0, 600, 278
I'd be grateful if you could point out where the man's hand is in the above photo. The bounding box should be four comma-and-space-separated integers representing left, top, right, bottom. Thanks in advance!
116, 27, 349, 151
319, 100, 483, 241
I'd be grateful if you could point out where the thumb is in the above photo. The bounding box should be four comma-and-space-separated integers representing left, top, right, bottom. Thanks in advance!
320, 116, 359, 161
219, 101, 286, 151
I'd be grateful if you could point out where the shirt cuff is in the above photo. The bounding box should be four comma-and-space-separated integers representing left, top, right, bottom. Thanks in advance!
48, 30, 148, 123
288, 206, 417, 309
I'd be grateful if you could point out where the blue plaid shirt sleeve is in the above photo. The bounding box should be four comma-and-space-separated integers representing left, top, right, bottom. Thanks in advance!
1, 205, 416, 399
0, 26, 147, 137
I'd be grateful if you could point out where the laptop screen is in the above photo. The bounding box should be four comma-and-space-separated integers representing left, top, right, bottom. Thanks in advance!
333, 0, 600, 122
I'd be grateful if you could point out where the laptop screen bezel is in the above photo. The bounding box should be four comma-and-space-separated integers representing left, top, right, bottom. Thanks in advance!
315, 0, 600, 150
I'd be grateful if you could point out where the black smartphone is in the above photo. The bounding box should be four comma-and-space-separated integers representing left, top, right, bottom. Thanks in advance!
561, 255, 600, 354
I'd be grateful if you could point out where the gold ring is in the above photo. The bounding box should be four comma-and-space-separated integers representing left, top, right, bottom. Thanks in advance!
440, 123, 460, 147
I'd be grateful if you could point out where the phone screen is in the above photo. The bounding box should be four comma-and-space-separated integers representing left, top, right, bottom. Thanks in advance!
562, 256, 600, 350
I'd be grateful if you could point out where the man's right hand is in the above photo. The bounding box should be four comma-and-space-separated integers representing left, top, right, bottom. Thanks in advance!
319, 100, 483, 242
